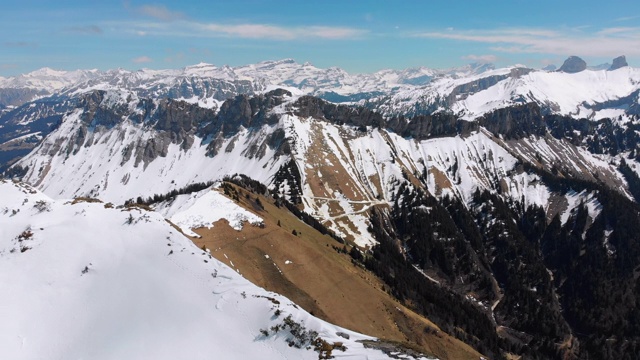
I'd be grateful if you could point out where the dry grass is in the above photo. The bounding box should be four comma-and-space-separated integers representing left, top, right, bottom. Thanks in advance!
189, 184, 483, 360
70, 197, 103, 204
429, 167, 454, 197
123, 203, 154, 211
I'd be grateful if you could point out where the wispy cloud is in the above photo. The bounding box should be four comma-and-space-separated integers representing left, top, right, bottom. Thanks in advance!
415, 27, 640, 57
136, 4, 185, 21
198, 23, 366, 40
462, 54, 498, 63
67, 25, 103, 34
614, 15, 640, 22
116, 20, 367, 41
118, 3, 365, 40
0, 63, 17, 70
596, 27, 639, 35
132, 56, 153, 63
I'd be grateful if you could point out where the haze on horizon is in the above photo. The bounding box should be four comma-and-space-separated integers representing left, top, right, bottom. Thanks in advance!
2, 0, 640, 76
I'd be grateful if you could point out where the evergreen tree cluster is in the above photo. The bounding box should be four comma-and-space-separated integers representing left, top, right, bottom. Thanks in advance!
363, 207, 505, 360
125, 180, 215, 206
359, 160, 640, 360
279, 198, 345, 244
222, 174, 268, 195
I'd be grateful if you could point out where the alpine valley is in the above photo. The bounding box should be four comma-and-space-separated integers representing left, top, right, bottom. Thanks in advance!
2, 56, 640, 360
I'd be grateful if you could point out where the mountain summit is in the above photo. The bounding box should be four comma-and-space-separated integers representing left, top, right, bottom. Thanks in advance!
558, 55, 587, 73
609, 55, 629, 70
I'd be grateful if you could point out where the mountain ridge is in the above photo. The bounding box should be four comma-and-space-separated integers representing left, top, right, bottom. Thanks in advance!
4, 56, 640, 360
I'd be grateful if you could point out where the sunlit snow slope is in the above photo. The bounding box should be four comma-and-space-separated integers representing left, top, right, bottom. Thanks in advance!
0, 179, 431, 360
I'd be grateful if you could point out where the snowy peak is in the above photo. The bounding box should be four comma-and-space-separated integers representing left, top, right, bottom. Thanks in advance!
377, 60, 640, 121
0, 67, 100, 92
4, 57, 638, 124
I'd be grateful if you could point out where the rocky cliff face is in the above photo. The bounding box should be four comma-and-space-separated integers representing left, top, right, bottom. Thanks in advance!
558, 56, 587, 73
478, 102, 546, 139
609, 55, 629, 71
0, 88, 49, 107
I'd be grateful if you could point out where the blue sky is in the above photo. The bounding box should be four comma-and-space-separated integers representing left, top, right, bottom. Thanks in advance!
2, 0, 640, 76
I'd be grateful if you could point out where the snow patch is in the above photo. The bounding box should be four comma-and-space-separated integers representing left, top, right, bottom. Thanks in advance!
155, 187, 263, 237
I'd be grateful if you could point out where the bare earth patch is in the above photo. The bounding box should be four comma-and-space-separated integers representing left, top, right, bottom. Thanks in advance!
189, 186, 483, 360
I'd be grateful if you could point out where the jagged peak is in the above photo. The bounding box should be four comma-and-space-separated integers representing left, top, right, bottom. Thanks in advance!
609, 55, 629, 71
24, 67, 67, 77
183, 62, 218, 72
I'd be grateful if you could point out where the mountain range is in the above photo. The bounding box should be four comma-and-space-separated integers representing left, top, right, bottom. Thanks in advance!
2, 56, 640, 360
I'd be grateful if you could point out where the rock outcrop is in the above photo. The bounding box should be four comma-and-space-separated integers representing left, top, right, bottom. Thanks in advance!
478, 103, 546, 139
558, 56, 587, 73
609, 55, 628, 71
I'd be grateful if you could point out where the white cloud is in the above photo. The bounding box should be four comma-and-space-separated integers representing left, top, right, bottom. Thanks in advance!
200, 23, 366, 40
132, 56, 153, 63
122, 4, 363, 40
615, 15, 640, 22
202, 23, 296, 40
415, 27, 640, 57
597, 27, 640, 35
462, 54, 498, 63
137, 5, 185, 21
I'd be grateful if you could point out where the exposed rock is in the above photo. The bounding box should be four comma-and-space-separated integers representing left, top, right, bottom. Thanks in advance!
294, 95, 480, 140
443, 68, 532, 107
201, 89, 290, 138
542, 64, 557, 71
78, 91, 132, 129
76, 90, 221, 168
446, 74, 510, 105
609, 55, 628, 71
558, 56, 587, 73
293, 96, 384, 128
0, 88, 49, 107
478, 103, 545, 139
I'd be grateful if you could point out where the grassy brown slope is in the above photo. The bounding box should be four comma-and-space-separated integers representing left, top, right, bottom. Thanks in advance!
190, 185, 483, 360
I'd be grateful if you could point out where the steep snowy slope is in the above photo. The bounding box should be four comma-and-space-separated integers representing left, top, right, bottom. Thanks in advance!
376, 66, 640, 120
0, 179, 431, 360
3, 57, 640, 175
16, 90, 290, 203
15, 90, 630, 247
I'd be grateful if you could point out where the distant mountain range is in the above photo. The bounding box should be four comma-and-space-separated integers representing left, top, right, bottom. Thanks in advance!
1, 56, 637, 171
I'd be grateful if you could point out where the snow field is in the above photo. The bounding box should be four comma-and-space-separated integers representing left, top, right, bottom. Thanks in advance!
0, 180, 431, 360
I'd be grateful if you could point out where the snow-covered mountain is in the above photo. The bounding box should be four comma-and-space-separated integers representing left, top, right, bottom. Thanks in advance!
0, 179, 432, 360
0, 59, 497, 107
2, 56, 638, 174
13, 89, 633, 247
1, 56, 637, 118
5, 56, 640, 360
371, 63, 640, 121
